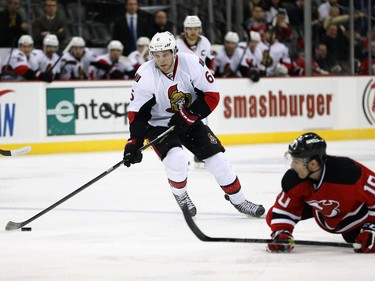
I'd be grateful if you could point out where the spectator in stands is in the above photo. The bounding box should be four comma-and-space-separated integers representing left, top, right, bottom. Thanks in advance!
314, 42, 342, 74
34, 34, 61, 79
59, 37, 96, 80
239, 31, 262, 81
244, 6, 268, 35
319, 23, 349, 72
359, 41, 375, 75
323, 5, 365, 30
89, 40, 134, 80
0, 0, 29, 47
287, 0, 304, 33
265, 0, 289, 23
273, 9, 293, 44
127, 37, 150, 71
112, 0, 150, 56
255, 24, 292, 77
1, 35, 52, 82
214, 31, 244, 77
176, 15, 215, 74
318, 0, 338, 21
148, 10, 173, 38
293, 48, 329, 76
32, 0, 66, 50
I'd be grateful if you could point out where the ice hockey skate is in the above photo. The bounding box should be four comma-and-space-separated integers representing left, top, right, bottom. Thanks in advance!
173, 191, 197, 217
225, 194, 265, 218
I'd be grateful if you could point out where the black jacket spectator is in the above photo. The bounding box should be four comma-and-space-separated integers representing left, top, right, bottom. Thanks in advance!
0, 0, 28, 47
112, 0, 150, 56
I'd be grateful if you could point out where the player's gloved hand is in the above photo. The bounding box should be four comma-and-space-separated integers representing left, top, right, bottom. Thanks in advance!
249, 68, 260, 82
168, 108, 200, 138
353, 223, 375, 253
109, 69, 124, 79
267, 230, 295, 253
123, 138, 143, 167
37, 71, 53, 82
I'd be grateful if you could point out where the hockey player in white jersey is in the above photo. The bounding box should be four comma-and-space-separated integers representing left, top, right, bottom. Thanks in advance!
214, 31, 244, 77
176, 15, 215, 74
59, 37, 96, 80
123, 31, 265, 218
89, 40, 134, 80
34, 34, 61, 79
238, 31, 261, 81
1, 35, 52, 82
127, 37, 151, 71
255, 25, 292, 77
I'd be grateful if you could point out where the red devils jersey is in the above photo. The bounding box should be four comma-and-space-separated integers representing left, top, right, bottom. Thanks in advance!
267, 156, 375, 234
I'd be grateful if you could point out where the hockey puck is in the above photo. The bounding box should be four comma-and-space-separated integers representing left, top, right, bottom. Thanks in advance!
21, 227, 32, 231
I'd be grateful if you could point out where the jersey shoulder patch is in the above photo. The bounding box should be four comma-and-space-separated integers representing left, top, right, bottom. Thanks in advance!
325, 156, 361, 185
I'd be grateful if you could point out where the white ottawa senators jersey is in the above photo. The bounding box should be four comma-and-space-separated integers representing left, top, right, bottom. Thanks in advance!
59, 48, 96, 80
176, 35, 213, 63
33, 49, 60, 76
1, 49, 39, 80
89, 53, 134, 79
129, 53, 218, 128
214, 45, 244, 77
255, 40, 291, 76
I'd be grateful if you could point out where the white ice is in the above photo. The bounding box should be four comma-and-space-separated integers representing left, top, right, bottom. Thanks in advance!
1, 139, 375, 281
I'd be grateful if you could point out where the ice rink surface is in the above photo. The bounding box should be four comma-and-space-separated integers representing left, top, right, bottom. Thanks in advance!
1, 139, 375, 280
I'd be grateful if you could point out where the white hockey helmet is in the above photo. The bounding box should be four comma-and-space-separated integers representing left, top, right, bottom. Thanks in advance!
43, 34, 59, 47
224, 31, 239, 44
149, 32, 176, 53
250, 31, 261, 42
183, 15, 202, 29
136, 37, 150, 46
107, 40, 124, 51
69, 36, 85, 47
18, 35, 34, 46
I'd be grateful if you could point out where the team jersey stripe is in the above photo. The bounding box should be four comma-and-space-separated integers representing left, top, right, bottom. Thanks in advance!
272, 207, 301, 221
204, 91, 219, 112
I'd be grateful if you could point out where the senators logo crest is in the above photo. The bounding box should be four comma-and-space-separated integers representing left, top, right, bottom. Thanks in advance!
166, 84, 192, 113
261, 50, 273, 68
307, 199, 341, 218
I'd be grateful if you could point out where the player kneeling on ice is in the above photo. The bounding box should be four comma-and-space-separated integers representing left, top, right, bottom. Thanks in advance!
266, 132, 375, 253
123, 31, 265, 218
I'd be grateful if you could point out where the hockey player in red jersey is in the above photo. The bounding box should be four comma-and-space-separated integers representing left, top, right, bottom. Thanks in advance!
266, 132, 375, 253
123, 31, 265, 218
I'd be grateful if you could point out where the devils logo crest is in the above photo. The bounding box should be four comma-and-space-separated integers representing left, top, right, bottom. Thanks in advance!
307, 199, 341, 218
166, 84, 192, 113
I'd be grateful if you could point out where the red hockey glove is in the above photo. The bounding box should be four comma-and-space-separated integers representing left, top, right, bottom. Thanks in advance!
123, 138, 143, 167
267, 230, 295, 253
168, 108, 200, 139
353, 223, 375, 253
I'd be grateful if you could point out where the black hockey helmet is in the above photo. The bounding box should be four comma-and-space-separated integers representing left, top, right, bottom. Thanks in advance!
288, 132, 327, 163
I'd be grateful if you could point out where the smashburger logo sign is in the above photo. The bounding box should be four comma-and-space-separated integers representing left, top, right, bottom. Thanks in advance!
223, 90, 333, 119
362, 79, 375, 125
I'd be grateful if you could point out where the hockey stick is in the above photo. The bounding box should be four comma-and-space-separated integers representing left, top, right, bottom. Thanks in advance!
5, 126, 174, 231
102, 102, 126, 117
181, 205, 352, 248
0, 146, 32, 157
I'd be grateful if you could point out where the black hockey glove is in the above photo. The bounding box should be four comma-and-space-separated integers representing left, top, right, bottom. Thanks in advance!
249, 68, 260, 82
267, 230, 295, 253
168, 108, 200, 139
37, 71, 53, 82
354, 223, 375, 253
109, 69, 124, 79
123, 138, 143, 167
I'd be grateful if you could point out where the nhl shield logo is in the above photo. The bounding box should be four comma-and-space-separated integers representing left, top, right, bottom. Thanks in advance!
362, 79, 375, 125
